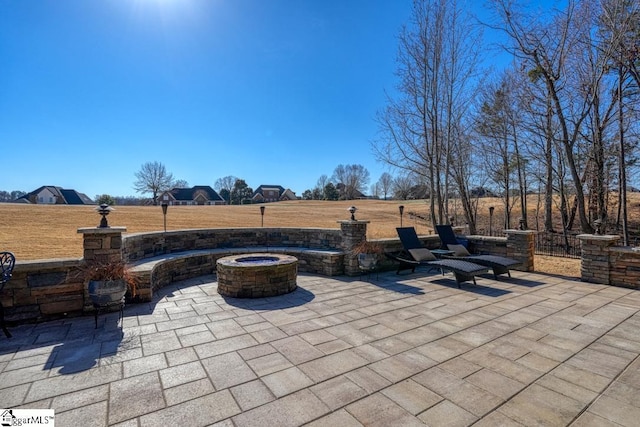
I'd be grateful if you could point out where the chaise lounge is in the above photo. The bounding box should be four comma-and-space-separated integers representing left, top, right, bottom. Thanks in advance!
1, 251, 15, 338
390, 227, 489, 288
435, 224, 522, 279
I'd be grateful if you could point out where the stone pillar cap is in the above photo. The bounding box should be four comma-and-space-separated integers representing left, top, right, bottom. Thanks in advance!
576, 234, 620, 241
337, 220, 370, 224
504, 229, 537, 234
77, 226, 127, 234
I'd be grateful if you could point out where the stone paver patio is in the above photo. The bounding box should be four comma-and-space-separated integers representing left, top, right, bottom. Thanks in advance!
2, 268, 640, 426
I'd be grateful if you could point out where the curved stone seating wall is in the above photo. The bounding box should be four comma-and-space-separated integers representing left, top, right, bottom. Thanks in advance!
122, 228, 348, 301
122, 228, 343, 262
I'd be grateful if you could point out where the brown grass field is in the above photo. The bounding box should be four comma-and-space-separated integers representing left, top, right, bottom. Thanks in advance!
0, 197, 604, 278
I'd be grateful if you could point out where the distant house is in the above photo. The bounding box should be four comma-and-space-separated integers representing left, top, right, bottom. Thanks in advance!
14, 186, 94, 205
336, 183, 366, 200
252, 185, 297, 203
158, 186, 225, 206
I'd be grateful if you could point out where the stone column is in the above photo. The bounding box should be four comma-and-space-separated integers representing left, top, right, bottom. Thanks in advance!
505, 230, 536, 272
77, 226, 127, 313
77, 227, 127, 263
338, 220, 369, 276
577, 234, 620, 284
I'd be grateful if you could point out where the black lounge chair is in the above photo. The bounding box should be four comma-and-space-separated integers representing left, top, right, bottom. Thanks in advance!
391, 227, 489, 288
434, 224, 469, 249
1, 251, 15, 338
435, 225, 522, 279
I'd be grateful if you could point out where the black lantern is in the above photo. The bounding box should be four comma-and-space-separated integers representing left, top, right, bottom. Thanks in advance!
161, 203, 168, 232
348, 206, 357, 221
260, 205, 265, 227
399, 205, 405, 227
593, 219, 603, 235
96, 204, 113, 228
489, 206, 495, 236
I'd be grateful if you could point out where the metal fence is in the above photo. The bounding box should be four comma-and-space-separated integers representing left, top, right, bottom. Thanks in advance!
470, 228, 582, 259
535, 232, 581, 259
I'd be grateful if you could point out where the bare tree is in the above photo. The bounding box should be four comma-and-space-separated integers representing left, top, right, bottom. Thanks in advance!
332, 164, 370, 200
214, 176, 237, 203
448, 123, 481, 233
133, 161, 175, 205
476, 70, 530, 229
598, 0, 640, 243
490, 0, 601, 232
370, 182, 380, 199
503, 52, 564, 233
316, 175, 329, 190
600, 0, 640, 88
393, 174, 414, 200
377, 172, 394, 200
316, 175, 329, 199
374, 0, 484, 227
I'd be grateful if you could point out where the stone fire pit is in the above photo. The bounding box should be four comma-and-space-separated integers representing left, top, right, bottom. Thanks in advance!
216, 253, 298, 298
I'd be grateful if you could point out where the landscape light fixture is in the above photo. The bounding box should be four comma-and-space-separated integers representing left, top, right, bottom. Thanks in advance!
260, 205, 265, 227
348, 206, 357, 221
399, 205, 405, 227
489, 206, 495, 236
96, 204, 113, 228
593, 218, 603, 235
519, 218, 527, 230
161, 203, 168, 232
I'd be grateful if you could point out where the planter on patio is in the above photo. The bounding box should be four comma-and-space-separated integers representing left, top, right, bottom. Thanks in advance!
88, 279, 127, 305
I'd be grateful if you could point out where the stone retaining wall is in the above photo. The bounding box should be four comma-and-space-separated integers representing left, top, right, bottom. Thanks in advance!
462, 230, 535, 272
578, 234, 640, 289
3, 259, 84, 323
610, 247, 640, 289
466, 236, 508, 257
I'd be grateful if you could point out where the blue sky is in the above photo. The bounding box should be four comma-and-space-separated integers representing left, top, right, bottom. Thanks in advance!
0, 0, 511, 199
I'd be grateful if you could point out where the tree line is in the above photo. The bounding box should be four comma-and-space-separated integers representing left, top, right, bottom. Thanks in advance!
129, 161, 439, 204
1, 161, 416, 206
106, 161, 406, 205
373, 0, 639, 244
0, 191, 26, 202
